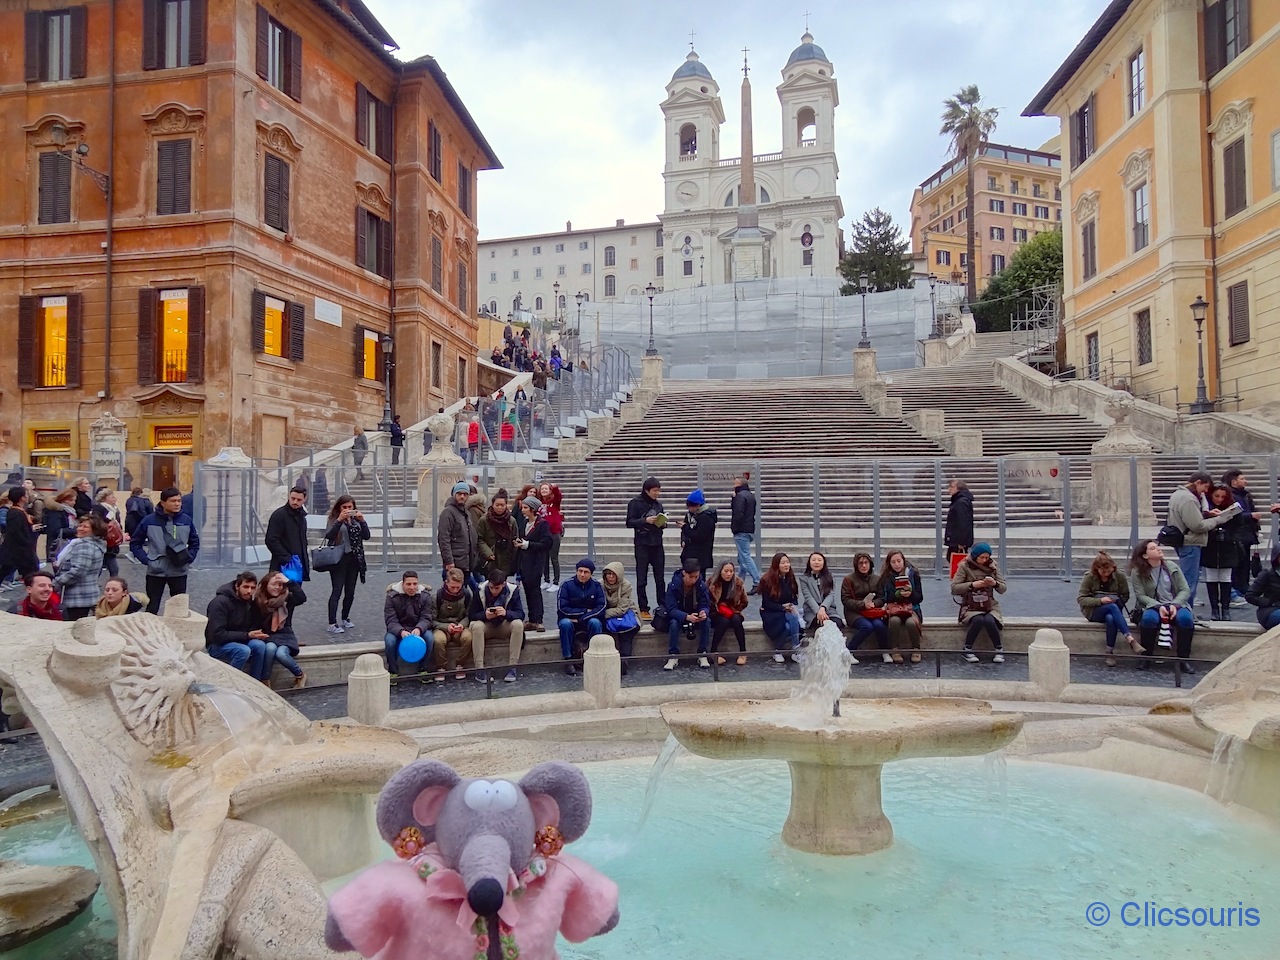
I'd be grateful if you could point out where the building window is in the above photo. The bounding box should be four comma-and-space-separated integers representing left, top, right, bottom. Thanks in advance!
1223, 137, 1247, 218
679, 122, 697, 157
557, 294, 566, 310
990, 254, 1006, 274
456, 262, 468, 312
1131, 181, 1150, 251
555, 242, 565, 253
263, 154, 290, 232
142, 0, 206, 70
37, 152, 72, 225
1128, 48, 1146, 117
17, 294, 83, 389
987, 176, 998, 190
1080, 220, 1098, 280
802, 249, 814, 266
532, 245, 541, 255
582, 263, 591, 275
1135, 308, 1153, 365
457, 356, 467, 395
1033, 184, 1044, 198
255, 6, 301, 101
252, 291, 303, 361
935, 249, 951, 266
630, 235, 637, 246
604, 245, 616, 267
488, 271, 496, 283
1227, 280, 1250, 345
427, 121, 442, 182
1070, 93, 1096, 167
627, 258, 637, 270
604, 274, 616, 297
156, 139, 192, 215
535, 267, 543, 279
1034, 204, 1050, 219
1010, 179, 1020, 195
655, 227, 664, 247
656, 256, 664, 277
511, 248, 518, 257
1205, 0, 1251, 77
136, 287, 204, 385
1085, 332, 1100, 380
488, 300, 496, 314
158, 288, 195, 383
457, 162, 472, 218
360, 328, 379, 380
355, 84, 392, 161
356, 207, 391, 278
989, 198, 1005, 213
534, 296, 543, 311
959, 253, 968, 268
941, 216, 954, 231
958, 208, 967, 221
990, 226, 1005, 241
1013, 228, 1028, 243
431, 342, 443, 389
578, 241, 589, 251
24, 8, 86, 82
683, 259, 693, 276
1012, 202, 1027, 216
433, 238, 445, 294
511, 270, 519, 281
557, 265, 566, 277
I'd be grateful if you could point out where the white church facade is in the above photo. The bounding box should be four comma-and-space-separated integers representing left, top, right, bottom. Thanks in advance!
478, 33, 845, 316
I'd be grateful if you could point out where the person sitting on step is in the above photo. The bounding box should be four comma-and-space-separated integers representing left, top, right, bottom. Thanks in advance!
1245, 544, 1280, 631
602, 561, 641, 675
879, 550, 924, 664
663, 558, 712, 671
1129, 539, 1196, 673
252, 571, 307, 688
708, 560, 749, 667
383, 570, 435, 681
799, 550, 845, 641
842, 552, 890, 663
1077, 551, 1140, 666
759, 552, 802, 663
432, 567, 475, 682
556, 558, 607, 677
951, 543, 1005, 664
469, 568, 526, 684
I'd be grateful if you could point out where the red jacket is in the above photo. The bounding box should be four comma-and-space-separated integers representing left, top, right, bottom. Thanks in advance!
542, 484, 564, 535
7, 595, 64, 620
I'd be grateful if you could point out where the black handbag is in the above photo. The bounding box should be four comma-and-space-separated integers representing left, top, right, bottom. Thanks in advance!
311, 543, 345, 572
1156, 523, 1184, 548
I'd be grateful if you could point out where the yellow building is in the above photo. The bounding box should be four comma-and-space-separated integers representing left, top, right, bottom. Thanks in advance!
1025, 0, 1278, 411
909, 140, 1063, 294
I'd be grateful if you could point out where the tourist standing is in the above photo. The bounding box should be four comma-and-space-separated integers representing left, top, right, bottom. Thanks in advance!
253, 572, 307, 688
52, 514, 108, 621
709, 560, 749, 666
1129, 539, 1196, 671
602, 561, 640, 673
124, 486, 153, 538
1076, 551, 1139, 666
556, 559, 607, 676
94, 577, 145, 618
352, 426, 369, 480
1202, 484, 1246, 620
842, 552, 890, 663
265, 487, 311, 580
130, 487, 199, 614
72, 477, 94, 517
6, 572, 63, 620
322, 495, 371, 634
662, 558, 712, 671
514, 495, 551, 631
538, 481, 565, 589
21, 480, 43, 529
729, 475, 762, 592
944, 479, 974, 573
679, 490, 718, 581
44, 489, 78, 563
204, 573, 268, 677
92, 489, 125, 577
468, 569, 526, 683
0, 486, 40, 589
1165, 471, 1237, 618
759, 552, 802, 661
383, 571, 435, 679
437, 482, 478, 583
389, 415, 405, 465
879, 550, 924, 663
625, 477, 666, 620
1245, 545, 1280, 630
1222, 469, 1263, 603
476, 489, 520, 580
952, 543, 1005, 663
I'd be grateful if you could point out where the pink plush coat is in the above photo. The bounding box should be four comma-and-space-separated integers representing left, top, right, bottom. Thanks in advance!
329, 848, 618, 960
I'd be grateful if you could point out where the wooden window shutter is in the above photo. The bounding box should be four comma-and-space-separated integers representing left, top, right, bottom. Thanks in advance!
1086, 94, 1096, 157
25, 12, 43, 82
38, 153, 58, 224
137, 288, 158, 385
173, 139, 192, 213
431, 236, 443, 293
70, 6, 88, 79
142, 0, 159, 70
187, 286, 206, 382
1228, 281, 1250, 345
1224, 139, 1247, 217
287, 301, 305, 362
255, 5, 269, 79
379, 213, 393, 279
355, 83, 369, 146
189, 0, 207, 65
377, 100, 393, 161
279, 159, 290, 231
17, 297, 37, 389
251, 289, 266, 353
157, 141, 176, 215
263, 155, 280, 228
1238, 0, 1251, 49
288, 29, 302, 102
1205, 2, 1225, 77
355, 207, 367, 268
354, 324, 366, 378
1068, 109, 1079, 168
55, 152, 71, 222
65, 293, 84, 388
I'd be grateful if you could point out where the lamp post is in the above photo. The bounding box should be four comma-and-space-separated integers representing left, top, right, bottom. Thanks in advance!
1189, 295, 1213, 414
377, 332, 394, 434
645, 282, 658, 356
858, 272, 871, 349
575, 291, 585, 336
699, 254, 705, 287
927, 274, 940, 339
49, 123, 110, 198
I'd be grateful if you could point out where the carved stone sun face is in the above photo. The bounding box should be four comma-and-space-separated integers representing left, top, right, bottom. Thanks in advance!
102, 617, 200, 749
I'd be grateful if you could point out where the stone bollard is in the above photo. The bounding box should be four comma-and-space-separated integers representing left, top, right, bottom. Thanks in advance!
1028, 627, 1070, 699
347, 653, 391, 726
853, 348, 879, 384
582, 634, 621, 708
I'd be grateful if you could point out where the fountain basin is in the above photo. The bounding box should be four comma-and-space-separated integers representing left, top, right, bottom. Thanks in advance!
661, 698, 1022, 855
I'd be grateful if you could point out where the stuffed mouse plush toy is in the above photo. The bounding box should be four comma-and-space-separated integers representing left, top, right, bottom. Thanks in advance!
326, 759, 620, 960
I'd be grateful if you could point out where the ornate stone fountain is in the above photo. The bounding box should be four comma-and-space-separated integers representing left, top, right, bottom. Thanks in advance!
0, 604, 418, 959
661, 624, 1023, 855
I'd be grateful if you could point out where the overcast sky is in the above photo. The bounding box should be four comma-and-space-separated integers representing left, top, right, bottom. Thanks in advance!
375, 0, 1105, 241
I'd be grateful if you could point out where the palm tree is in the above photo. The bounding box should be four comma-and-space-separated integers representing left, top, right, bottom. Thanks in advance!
940, 85, 999, 305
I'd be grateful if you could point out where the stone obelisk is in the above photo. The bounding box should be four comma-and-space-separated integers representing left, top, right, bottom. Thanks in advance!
731, 48, 765, 280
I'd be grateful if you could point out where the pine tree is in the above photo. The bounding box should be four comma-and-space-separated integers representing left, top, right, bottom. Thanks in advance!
838, 207, 913, 294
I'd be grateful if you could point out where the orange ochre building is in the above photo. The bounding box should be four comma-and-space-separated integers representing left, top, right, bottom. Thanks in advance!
0, 0, 499, 488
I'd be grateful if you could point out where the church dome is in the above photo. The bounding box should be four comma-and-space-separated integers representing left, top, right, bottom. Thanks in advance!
785, 31, 829, 67
672, 50, 714, 82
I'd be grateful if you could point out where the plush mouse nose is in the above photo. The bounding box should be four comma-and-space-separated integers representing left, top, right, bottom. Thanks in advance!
467, 877, 505, 917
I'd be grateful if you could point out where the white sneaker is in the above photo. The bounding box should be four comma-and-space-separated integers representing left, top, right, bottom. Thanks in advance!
790, 650, 802, 663
963, 651, 979, 663
327, 624, 345, 635
544, 582, 559, 593
342, 619, 355, 630
992, 653, 1005, 663
663, 658, 678, 671
697, 656, 710, 668
772, 653, 785, 663
882, 652, 894, 663
849, 656, 859, 666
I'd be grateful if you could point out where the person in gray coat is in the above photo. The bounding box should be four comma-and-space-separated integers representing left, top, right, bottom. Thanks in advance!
1166, 472, 1238, 616
798, 551, 844, 635
437, 481, 478, 579
352, 426, 369, 480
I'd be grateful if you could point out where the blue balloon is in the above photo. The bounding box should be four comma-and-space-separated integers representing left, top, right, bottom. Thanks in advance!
399, 633, 428, 664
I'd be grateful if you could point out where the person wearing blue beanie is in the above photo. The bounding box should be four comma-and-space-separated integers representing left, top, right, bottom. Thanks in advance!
686, 490, 705, 506
680, 490, 718, 579
953, 543, 1006, 663
969, 542, 992, 561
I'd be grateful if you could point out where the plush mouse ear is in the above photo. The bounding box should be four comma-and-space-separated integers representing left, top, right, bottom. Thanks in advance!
376, 759, 460, 844
519, 761, 592, 842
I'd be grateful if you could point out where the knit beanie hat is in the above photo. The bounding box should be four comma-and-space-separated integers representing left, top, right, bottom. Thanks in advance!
576, 558, 596, 573
969, 542, 993, 560
522, 495, 543, 512
686, 489, 705, 506
451, 481, 471, 495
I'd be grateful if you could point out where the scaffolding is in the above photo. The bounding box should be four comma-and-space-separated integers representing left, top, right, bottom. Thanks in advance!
1011, 283, 1061, 371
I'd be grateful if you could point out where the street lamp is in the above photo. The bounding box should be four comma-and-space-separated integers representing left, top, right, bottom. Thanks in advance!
1189, 295, 1213, 414
699, 254, 705, 287
645, 282, 658, 356
552, 281, 560, 322
858, 272, 871, 349
927, 274, 940, 339
49, 123, 110, 198
377, 332, 395, 433
575, 291, 585, 335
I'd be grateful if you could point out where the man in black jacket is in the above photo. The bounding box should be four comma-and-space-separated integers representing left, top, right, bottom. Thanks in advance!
265, 487, 310, 581
204, 572, 268, 676
730, 475, 762, 592
625, 476, 665, 620
944, 479, 975, 561
384, 570, 434, 677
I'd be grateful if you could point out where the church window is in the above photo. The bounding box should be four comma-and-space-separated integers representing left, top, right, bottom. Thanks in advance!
679, 123, 697, 158
604, 245, 616, 267
656, 256, 664, 277
655, 227, 664, 247
683, 260, 693, 276
604, 274, 616, 297
535, 296, 543, 310
797, 107, 817, 145
802, 249, 813, 266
